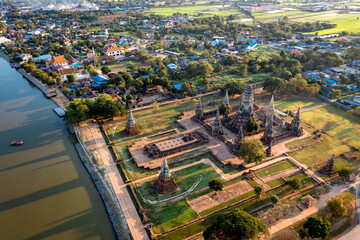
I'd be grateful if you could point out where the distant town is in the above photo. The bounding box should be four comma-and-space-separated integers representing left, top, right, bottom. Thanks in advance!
2, 0, 360, 240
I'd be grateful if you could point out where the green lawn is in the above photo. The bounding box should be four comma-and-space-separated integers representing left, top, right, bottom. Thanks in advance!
267, 178, 285, 188
159, 185, 292, 240
148, 200, 198, 234
254, 91, 322, 112
150, 5, 243, 17
104, 60, 149, 73
104, 93, 237, 143
290, 135, 351, 168
286, 173, 315, 188
134, 163, 221, 208
285, 136, 319, 150
301, 105, 360, 148
256, 160, 295, 178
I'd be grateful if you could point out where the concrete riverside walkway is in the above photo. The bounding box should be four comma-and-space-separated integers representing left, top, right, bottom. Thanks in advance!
83, 121, 149, 240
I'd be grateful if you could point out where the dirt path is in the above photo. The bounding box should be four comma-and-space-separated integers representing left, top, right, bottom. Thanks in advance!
300, 102, 329, 113
81, 122, 149, 240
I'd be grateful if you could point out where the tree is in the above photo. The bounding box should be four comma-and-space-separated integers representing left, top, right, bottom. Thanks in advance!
303, 217, 330, 239
327, 197, 347, 219
218, 104, 232, 116
237, 139, 266, 164
222, 81, 246, 95
101, 66, 111, 74
64, 100, 90, 125
338, 167, 351, 178
271, 195, 279, 204
66, 74, 76, 83
288, 178, 302, 190
203, 209, 268, 240
209, 179, 224, 192
254, 186, 264, 198
90, 69, 99, 76
246, 118, 259, 133
127, 61, 138, 70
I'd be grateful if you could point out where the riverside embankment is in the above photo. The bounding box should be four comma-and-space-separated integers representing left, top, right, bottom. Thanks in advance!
0, 55, 118, 239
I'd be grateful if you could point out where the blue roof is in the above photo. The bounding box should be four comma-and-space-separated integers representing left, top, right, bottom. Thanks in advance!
167, 63, 177, 69
172, 84, 182, 90
324, 79, 336, 85
309, 73, 320, 79
93, 75, 108, 84
238, 38, 257, 42
71, 63, 81, 68
139, 75, 150, 78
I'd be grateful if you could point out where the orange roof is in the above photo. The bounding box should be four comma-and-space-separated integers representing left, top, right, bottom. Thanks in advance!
58, 67, 77, 75
53, 56, 68, 64
103, 43, 122, 53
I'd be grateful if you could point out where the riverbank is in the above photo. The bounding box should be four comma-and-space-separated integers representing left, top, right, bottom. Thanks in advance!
74, 143, 131, 240
0, 51, 129, 239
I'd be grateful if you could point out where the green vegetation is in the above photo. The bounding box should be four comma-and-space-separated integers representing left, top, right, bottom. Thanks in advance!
104, 93, 237, 142
286, 173, 315, 188
301, 105, 360, 148
267, 178, 285, 188
160, 185, 292, 240
285, 136, 319, 150
135, 164, 220, 207
254, 91, 322, 111
148, 200, 198, 234
256, 160, 295, 178
150, 5, 243, 17
203, 209, 268, 240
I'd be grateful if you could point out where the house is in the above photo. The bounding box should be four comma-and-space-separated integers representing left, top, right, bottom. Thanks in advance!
58, 67, 78, 81
167, 63, 178, 71
99, 29, 108, 36
92, 74, 109, 86
47, 56, 68, 68
102, 43, 122, 57
245, 42, 258, 51
33, 54, 52, 63
17, 53, 32, 62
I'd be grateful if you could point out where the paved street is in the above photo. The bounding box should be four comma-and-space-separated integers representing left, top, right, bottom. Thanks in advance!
80, 122, 149, 240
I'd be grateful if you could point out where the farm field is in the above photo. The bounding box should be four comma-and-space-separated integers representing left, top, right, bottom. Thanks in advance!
254, 9, 360, 35
150, 5, 243, 17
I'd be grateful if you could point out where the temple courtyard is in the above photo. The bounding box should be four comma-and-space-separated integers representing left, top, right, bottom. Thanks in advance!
97, 88, 360, 239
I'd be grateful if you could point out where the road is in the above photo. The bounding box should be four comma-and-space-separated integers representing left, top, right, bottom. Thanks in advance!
82, 122, 149, 240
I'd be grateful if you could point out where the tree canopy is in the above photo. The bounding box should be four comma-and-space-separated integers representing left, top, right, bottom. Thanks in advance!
237, 139, 266, 164
303, 217, 330, 240
208, 179, 224, 192
203, 209, 268, 240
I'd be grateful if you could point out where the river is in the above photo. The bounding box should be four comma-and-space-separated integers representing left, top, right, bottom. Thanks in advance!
0, 57, 116, 239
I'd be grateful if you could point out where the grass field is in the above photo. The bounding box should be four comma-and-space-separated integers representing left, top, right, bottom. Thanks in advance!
256, 160, 295, 178
253, 10, 307, 19
104, 93, 238, 142
148, 200, 198, 234
290, 134, 351, 168
159, 184, 292, 240
150, 5, 243, 17
267, 178, 285, 188
301, 105, 360, 148
286, 173, 315, 188
254, 91, 323, 112
135, 163, 221, 208
104, 60, 148, 73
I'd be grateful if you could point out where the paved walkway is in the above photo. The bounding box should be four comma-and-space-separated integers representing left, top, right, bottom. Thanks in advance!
81, 122, 149, 240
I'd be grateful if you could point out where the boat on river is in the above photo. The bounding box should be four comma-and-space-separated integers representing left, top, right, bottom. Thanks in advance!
10, 140, 23, 146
